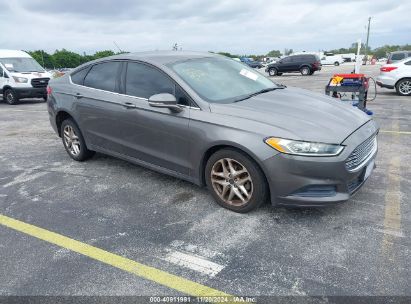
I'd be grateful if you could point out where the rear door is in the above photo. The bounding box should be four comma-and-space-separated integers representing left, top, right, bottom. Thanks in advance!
72, 61, 129, 152
112, 61, 192, 175
279, 56, 294, 72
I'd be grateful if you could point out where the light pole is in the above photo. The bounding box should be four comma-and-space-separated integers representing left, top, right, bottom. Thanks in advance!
364, 17, 371, 65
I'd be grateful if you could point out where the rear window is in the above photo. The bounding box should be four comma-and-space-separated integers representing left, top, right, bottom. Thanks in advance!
71, 67, 90, 85
83, 61, 121, 92
390, 53, 405, 61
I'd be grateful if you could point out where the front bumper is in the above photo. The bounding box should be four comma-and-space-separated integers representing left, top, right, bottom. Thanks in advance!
263, 121, 379, 207
14, 87, 47, 99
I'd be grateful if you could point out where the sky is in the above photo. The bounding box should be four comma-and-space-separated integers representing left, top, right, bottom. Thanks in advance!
0, 0, 410, 55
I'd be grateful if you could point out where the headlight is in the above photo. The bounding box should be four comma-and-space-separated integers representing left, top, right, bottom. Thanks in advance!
265, 137, 344, 156
12, 76, 28, 83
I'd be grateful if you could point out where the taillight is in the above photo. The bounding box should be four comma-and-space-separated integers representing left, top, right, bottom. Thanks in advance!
380, 66, 397, 72
46, 86, 52, 95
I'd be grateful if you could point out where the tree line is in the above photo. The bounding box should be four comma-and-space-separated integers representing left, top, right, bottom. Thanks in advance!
28, 43, 411, 69
27, 49, 121, 69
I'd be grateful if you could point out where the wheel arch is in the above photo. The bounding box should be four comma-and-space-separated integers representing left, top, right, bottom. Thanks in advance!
199, 143, 271, 198
2, 85, 13, 92
55, 110, 75, 137
395, 77, 411, 87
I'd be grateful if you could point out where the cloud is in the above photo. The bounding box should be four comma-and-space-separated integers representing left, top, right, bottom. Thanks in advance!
1, 0, 410, 55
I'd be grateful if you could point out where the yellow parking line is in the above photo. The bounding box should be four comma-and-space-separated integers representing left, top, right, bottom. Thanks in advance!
0, 214, 232, 299
380, 130, 411, 135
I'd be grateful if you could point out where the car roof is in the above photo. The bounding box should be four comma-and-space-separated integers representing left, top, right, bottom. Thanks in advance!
0, 49, 32, 59
76, 51, 217, 70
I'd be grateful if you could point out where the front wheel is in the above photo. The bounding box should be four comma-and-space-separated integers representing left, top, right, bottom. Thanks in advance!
61, 118, 95, 161
334, 62, 340, 66
396, 78, 411, 96
205, 149, 268, 213
4, 89, 19, 105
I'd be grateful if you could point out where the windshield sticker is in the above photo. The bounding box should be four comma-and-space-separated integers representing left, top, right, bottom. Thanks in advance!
240, 69, 258, 81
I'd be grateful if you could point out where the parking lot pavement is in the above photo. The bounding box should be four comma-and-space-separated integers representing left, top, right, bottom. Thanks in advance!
0, 64, 410, 298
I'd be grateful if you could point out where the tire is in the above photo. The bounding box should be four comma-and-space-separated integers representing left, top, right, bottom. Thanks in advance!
396, 78, 411, 96
43, 96, 47, 102
268, 68, 278, 76
300, 66, 311, 76
205, 148, 268, 213
310, 71, 315, 75
4, 89, 19, 105
61, 118, 94, 161
334, 62, 340, 66
277, 72, 283, 76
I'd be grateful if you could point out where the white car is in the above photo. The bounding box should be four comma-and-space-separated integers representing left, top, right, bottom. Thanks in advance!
376, 58, 411, 96
0, 49, 51, 105
321, 53, 344, 66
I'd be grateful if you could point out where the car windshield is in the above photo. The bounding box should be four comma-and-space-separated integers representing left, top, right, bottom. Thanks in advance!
0, 57, 45, 73
169, 57, 278, 103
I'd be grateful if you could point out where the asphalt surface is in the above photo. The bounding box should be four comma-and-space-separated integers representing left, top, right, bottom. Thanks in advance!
0, 64, 410, 299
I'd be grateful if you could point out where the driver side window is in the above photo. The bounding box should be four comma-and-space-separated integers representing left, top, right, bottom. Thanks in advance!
125, 62, 190, 106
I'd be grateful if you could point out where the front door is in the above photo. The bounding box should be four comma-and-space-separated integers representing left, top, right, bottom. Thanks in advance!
112, 61, 192, 176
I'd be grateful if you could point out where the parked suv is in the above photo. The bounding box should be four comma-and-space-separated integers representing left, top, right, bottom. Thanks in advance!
265, 54, 321, 76
377, 58, 411, 96
387, 51, 411, 64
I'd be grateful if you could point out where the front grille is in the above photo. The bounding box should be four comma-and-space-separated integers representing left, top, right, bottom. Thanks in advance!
31, 78, 50, 88
345, 135, 377, 171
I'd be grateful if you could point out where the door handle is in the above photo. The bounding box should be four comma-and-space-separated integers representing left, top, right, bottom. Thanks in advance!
75, 93, 83, 99
123, 102, 137, 109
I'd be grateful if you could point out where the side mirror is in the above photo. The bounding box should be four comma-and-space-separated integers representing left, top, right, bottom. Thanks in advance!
148, 93, 182, 112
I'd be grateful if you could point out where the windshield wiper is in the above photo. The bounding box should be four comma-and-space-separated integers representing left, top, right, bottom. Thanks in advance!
234, 87, 284, 102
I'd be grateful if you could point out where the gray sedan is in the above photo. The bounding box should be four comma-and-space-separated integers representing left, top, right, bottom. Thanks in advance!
47, 51, 378, 213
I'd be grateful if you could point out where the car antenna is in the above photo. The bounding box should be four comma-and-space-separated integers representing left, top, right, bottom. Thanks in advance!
113, 41, 123, 53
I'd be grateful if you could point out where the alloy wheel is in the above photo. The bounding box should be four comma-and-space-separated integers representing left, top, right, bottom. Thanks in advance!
210, 158, 253, 206
63, 125, 81, 156
399, 80, 411, 95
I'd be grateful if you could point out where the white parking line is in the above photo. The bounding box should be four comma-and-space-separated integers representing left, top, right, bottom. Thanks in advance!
164, 250, 225, 277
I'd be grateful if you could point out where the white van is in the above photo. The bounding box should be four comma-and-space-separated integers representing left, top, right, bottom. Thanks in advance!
0, 49, 51, 105
320, 52, 345, 66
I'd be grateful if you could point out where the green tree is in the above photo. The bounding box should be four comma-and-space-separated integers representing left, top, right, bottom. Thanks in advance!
52, 49, 83, 68
93, 50, 115, 59
27, 50, 54, 69
266, 50, 281, 57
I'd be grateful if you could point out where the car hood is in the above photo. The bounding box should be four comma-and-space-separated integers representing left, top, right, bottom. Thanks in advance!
209, 87, 371, 144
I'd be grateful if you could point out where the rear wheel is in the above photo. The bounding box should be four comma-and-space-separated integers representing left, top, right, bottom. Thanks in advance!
4, 89, 18, 105
300, 66, 311, 76
396, 78, 411, 96
334, 61, 340, 66
268, 68, 278, 76
205, 148, 268, 213
61, 118, 94, 161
